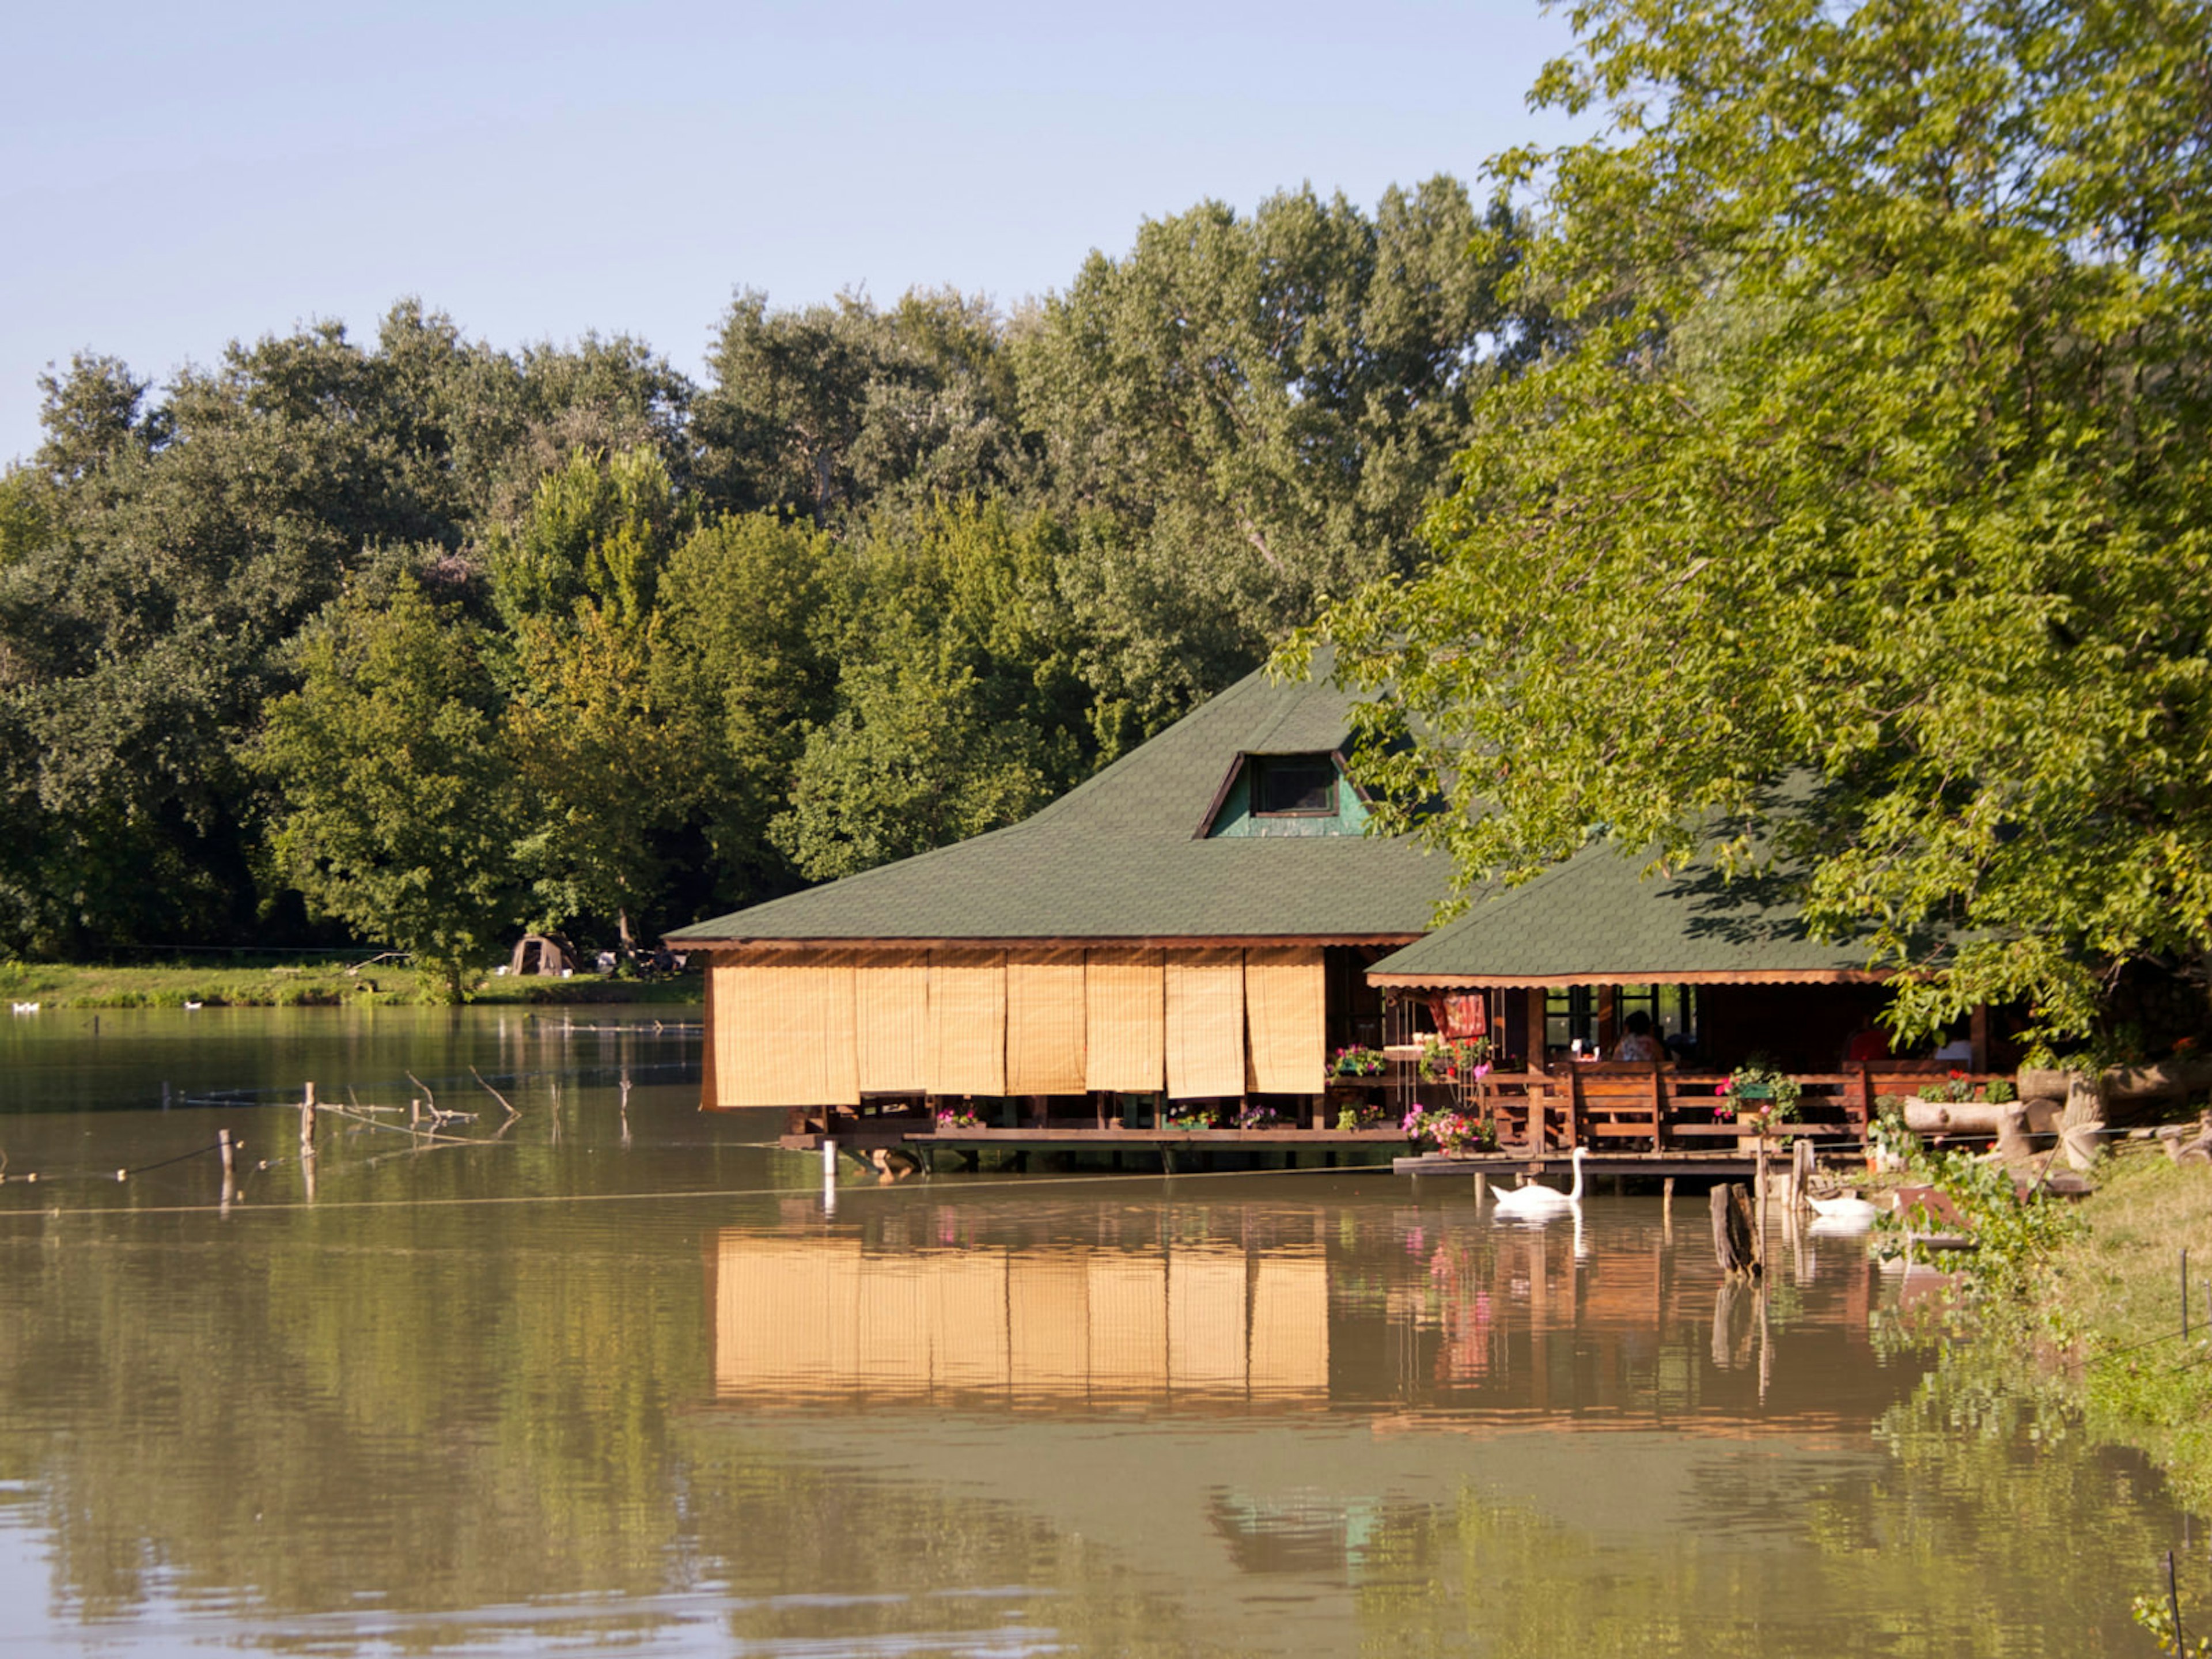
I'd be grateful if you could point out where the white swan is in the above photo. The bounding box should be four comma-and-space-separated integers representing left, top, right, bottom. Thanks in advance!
1492, 1146, 1587, 1216
9, 1001, 37, 1014
1808, 1191, 1881, 1225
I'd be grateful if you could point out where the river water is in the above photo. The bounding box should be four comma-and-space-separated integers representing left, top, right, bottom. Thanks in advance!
0, 1007, 2192, 1654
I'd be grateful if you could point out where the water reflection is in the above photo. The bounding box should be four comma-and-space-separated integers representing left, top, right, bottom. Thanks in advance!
0, 1010, 2194, 1656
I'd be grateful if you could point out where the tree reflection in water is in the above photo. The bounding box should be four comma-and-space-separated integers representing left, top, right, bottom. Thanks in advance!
0, 1118, 2189, 1656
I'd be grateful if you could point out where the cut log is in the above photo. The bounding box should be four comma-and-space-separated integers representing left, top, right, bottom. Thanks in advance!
1993, 1101, 2036, 1164
1904, 1097, 2008, 1135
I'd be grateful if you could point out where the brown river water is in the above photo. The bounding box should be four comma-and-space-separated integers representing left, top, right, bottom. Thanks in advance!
0, 1007, 2195, 1654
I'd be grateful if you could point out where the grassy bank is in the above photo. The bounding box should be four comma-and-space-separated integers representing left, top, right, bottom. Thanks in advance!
0, 960, 702, 1009
2040, 1146, 2212, 1514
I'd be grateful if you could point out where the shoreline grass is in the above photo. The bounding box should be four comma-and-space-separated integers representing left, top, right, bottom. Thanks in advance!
0, 960, 702, 1010
2039, 1145, 2212, 1514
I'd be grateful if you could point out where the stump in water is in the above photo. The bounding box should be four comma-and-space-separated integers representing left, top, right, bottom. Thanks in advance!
1710, 1183, 1762, 1278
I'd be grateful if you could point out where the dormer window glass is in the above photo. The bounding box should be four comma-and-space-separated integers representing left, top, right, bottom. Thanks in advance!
1253, 756, 1337, 817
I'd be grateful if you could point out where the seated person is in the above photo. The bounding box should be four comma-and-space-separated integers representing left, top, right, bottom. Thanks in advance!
1613, 1011, 1666, 1063
1843, 1018, 1890, 1064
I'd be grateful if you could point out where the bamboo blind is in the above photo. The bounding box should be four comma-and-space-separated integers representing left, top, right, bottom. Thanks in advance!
1084, 947, 1165, 1092
854, 950, 929, 1094
926, 949, 1006, 1096
1006, 950, 1088, 1095
1165, 947, 1245, 1099
713, 956, 860, 1108
1243, 946, 1326, 1094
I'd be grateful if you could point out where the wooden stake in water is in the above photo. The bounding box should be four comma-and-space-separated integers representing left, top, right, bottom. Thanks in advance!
218, 1128, 236, 1210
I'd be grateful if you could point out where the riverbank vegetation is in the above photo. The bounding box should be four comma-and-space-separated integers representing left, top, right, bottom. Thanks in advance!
2039, 1150, 2212, 1516
0, 180, 1550, 996
0, 959, 700, 1009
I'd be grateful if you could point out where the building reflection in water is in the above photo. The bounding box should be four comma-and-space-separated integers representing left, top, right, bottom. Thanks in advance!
710, 1197, 1895, 1433
712, 1230, 1330, 1410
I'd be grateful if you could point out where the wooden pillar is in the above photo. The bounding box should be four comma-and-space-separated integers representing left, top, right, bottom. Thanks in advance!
1525, 986, 1547, 1067
1652, 1062, 1668, 1151
1970, 1002, 1992, 1072
1596, 983, 1618, 1056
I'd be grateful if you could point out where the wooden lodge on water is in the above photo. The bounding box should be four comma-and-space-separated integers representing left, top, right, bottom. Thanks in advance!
668, 658, 2002, 1173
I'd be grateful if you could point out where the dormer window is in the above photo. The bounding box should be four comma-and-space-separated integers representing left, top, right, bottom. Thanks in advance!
1252, 756, 1337, 816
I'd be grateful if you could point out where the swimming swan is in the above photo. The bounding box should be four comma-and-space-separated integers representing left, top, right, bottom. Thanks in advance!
1808, 1192, 1881, 1225
1492, 1146, 1587, 1216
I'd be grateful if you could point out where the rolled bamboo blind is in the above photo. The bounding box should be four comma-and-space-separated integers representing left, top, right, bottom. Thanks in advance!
855, 950, 929, 1094
1243, 946, 1326, 1094
715, 956, 860, 1108
926, 949, 1006, 1096
1084, 948, 1165, 1092
1006, 949, 1088, 1095
1165, 947, 1245, 1099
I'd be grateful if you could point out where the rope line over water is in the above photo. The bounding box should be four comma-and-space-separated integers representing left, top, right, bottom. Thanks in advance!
0, 1158, 1373, 1220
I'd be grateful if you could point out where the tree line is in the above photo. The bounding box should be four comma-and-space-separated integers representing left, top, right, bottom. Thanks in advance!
0, 178, 1552, 994
1308, 0, 2212, 1047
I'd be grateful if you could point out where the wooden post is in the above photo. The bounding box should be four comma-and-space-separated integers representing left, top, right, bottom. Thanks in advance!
299, 1084, 316, 1153
1970, 1002, 1992, 1072
218, 1128, 236, 1211
1472, 1172, 1488, 1206
1662, 1175, 1675, 1214
1525, 986, 1547, 1067
1652, 1062, 1668, 1151
410, 1097, 422, 1132
1790, 1137, 1814, 1212
1755, 1143, 1770, 1245
1711, 1183, 1762, 1278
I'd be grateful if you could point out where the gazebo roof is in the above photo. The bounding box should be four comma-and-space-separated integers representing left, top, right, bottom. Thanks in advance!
668, 654, 1452, 948
1366, 842, 1886, 989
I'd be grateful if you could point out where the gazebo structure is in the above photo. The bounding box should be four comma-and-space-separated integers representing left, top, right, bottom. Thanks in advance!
665, 656, 1453, 1151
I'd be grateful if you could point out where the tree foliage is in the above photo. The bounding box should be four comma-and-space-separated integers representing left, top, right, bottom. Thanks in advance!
1306, 0, 2212, 1041
0, 173, 1540, 975
252, 579, 520, 1000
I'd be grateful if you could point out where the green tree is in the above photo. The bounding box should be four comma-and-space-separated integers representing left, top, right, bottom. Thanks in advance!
1021, 178, 1541, 687
694, 287, 1029, 526
654, 511, 840, 907
253, 579, 521, 999
484, 445, 683, 627
770, 499, 1090, 881
1306, 0, 2212, 1043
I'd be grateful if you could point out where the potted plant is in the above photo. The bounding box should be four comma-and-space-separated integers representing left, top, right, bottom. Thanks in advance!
1333, 1046, 1387, 1078
934, 1107, 985, 1131
1715, 1061, 1801, 1147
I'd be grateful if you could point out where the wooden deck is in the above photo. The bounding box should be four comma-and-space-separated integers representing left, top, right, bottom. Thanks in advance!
771, 1059, 2010, 1173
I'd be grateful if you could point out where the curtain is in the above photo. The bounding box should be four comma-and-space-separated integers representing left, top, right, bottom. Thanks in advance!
713, 955, 859, 1108
1165, 947, 1245, 1099
855, 951, 929, 1094
1244, 946, 1325, 1094
1084, 948, 1164, 1092
926, 949, 1006, 1095
1006, 949, 1088, 1095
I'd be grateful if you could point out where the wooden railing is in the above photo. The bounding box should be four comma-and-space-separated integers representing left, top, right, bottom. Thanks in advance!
1470, 1062, 2012, 1152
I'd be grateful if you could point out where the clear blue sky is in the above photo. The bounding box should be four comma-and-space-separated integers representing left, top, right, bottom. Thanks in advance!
1, 1, 1587, 464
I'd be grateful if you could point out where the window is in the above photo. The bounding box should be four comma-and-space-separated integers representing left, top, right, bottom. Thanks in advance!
1252, 756, 1336, 816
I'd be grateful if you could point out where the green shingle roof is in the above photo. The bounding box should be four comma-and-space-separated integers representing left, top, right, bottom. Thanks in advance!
668, 656, 1452, 944
1368, 843, 1884, 985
